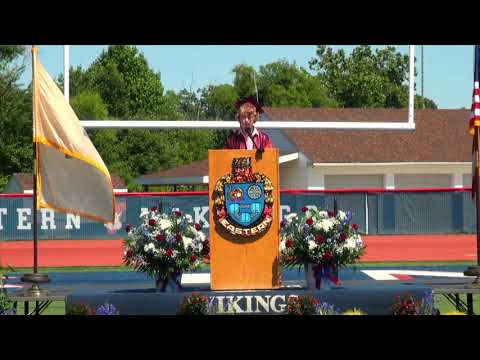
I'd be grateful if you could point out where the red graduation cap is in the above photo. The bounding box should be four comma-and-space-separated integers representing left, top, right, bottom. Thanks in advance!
235, 96, 264, 114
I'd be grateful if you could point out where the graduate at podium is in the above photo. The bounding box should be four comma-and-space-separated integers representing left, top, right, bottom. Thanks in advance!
225, 96, 274, 150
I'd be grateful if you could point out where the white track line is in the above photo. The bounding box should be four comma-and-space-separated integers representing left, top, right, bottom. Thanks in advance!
362, 270, 474, 281
181, 273, 211, 284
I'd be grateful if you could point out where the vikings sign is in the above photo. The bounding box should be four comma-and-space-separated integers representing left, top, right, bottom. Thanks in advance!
214, 157, 274, 237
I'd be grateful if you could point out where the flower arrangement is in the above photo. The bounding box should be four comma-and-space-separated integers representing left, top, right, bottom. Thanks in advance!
178, 293, 211, 315
392, 291, 438, 315
342, 308, 366, 315
280, 207, 365, 287
443, 311, 467, 315
123, 207, 209, 287
66, 303, 96, 315
0, 291, 15, 315
95, 302, 119, 315
286, 294, 341, 315
67, 302, 119, 315
286, 294, 319, 315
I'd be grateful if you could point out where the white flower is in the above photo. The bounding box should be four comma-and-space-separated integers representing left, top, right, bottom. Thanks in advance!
308, 240, 317, 250
318, 211, 329, 218
285, 213, 297, 222
143, 243, 156, 253
139, 209, 149, 218
159, 219, 172, 230
182, 236, 193, 248
344, 234, 362, 250
320, 219, 334, 232
280, 240, 286, 251
344, 238, 357, 250
185, 214, 193, 223
196, 232, 206, 242
337, 210, 346, 221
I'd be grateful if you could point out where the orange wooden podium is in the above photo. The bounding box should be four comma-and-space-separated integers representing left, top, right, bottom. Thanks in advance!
208, 149, 281, 290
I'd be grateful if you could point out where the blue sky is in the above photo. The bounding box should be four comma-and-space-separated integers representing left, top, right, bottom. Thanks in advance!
18, 45, 475, 109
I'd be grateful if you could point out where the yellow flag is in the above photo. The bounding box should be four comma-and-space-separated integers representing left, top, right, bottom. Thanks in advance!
32, 47, 115, 223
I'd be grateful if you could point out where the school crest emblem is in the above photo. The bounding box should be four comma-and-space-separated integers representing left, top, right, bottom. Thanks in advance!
214, 157, 274, 237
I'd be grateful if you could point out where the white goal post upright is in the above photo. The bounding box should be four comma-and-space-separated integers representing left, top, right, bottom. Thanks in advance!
64, 45, 416, 131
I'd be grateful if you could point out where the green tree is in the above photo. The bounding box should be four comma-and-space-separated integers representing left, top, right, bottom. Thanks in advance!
0, 45, 32, 192
177, 89, 205, 120
200, 84, 239, 120
256, 60, 337, 107
57, 65, 91, 98
0, 45, 27, 98
308, 45, 437, 108
232, 60, 337, 108
232, 64, 257, 99
84, 45, 165, 119
70, 90, 109, 120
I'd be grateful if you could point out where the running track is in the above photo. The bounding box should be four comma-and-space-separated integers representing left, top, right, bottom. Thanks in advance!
0, 234, 477, 268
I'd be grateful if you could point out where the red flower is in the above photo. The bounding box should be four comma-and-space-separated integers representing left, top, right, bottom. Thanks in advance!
195, 223, 202, 231
126, 249, 133, 258
339, 233, 347, 242
165, 248, 174, 257
315, 234, 325, 244
150, 206, 158, 212
306, 218, 313, 226
190, 255, 197, 262
286, 239, 294, 248
125, 224, 132, 232
175, 210, 182, 217
301, 207, 308, 213
263, 207, 272, 217
323, 251, 333, 260
352, 224, 359, 231
175, 233, 182, 242
148, 219, 157, 226
156, 234, 166, 242
327, 211, 335, 217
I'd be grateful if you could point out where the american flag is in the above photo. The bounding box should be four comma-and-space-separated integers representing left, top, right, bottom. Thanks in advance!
470, 45, 480, 199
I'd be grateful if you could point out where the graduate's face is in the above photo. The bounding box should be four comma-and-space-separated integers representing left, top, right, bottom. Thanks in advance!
238, 104, 258, 131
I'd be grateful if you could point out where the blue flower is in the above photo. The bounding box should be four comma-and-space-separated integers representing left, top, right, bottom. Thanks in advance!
0, 308, 16, 315
95, 302, 119, 315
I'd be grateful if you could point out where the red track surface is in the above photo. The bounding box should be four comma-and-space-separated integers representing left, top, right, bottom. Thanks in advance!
0, 235, 477, 268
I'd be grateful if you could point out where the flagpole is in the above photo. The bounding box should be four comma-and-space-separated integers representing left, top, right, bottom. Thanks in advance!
464, 45, 480, 286
21, 46, 50, 297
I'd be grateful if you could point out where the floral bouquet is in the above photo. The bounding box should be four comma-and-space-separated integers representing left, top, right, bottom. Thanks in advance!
0, 291, 15, 315
66, 303, 96, 315
286, 294, 341, 315
66, 302, 119, 315
286, 294, 319, 315
280, 207, 365, 289
124, 207, 209, 291
391, 291, 439, 315
177, 293, 211, 315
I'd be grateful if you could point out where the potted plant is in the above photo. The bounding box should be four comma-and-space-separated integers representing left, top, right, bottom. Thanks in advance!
280, 207, 365, 289
124, 207, 209, 292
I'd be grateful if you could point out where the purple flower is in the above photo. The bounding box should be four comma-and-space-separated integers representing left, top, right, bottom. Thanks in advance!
95, 302, 119, 315
0, 308, 16, 315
